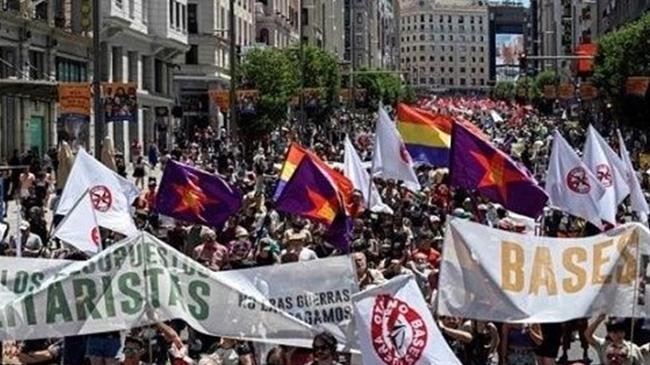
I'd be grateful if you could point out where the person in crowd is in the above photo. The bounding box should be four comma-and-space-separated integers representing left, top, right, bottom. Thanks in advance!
281, 231, 318, 262
193, 229, 230, 271
352, 251, 385, 290
7, 220, 43, 257
499, 323, 544, 365
585, 314, 645, 365
307, 332, 341, 365
133, 156, 148, 189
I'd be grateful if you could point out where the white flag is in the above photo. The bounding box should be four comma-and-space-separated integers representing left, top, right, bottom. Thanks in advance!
618, 129, 649, 222
371, 107, 421, 191
54, 190, 101, 255
353, 275, 462, 365
343, 136, 393, 214
583, 125, 630, 224
545, 131, 606, 228
57, 148, 140, 236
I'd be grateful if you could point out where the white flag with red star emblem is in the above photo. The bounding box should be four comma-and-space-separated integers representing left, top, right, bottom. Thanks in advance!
583, 125, 630, 224
57, 148, 139, 236
54, 189, 101, 255
545, 130, 606, 228
353, 275, 462, 365
371, 107, 421, 191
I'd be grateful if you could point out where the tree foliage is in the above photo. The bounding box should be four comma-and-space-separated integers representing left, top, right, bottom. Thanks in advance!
286, 45, 341, 122
239, 48, 298, 140
593, 12, 650, 127
490, 81, 515, 100
355, 67, 410, 107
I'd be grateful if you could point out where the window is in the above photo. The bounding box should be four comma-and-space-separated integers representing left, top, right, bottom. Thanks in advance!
154, 59, 163, 93
471, 68, 476, 73
429, 77, 435, 84
175, 2, 180, 28
56, 58, 88, 82
430, 67, 435, 72
479, 17, 483, 24
480, 68, 484, 73
441, 78, 445, 85
441, 45, 445, 51
449, 35, 453, 41
185, 45, 199, 64
439, 15, 443, 22
480, 46, 484, 52
460, 67, 465, 73
458, 15, 464, 23
142, 0, 148, 23
460, 78, 466, 85
430, 46, 435, 52
420, 56, 425, 61
429, 15, 433, 23
420, 14, 424, 22
129, 0, 134, 17
28, 50, 44, 80
470, 16, 474, 24
112, 47, 123, 82
429, 55, 435, 61
181, 4, 186, 31
303, 8, 309, 25
449, 78, 454, 85
115, 0, 123, 8
472, 79, 476, 85
460, 56, 466, 62
420, 34, 425, 41
441, 34, 444, 41
450, 46, 454, 51
448, 67, 453, 72
480, 79, 485, 85
447, 15, 451, 23
459, 25, 465, 32
169, 0, 173, 25
142, 55, 152, 91
419, 45, 425, 51
420, 78, 426, 84
440, 56, 444, 62
449, 56, 453, 62
128, 51, 138, 82
188, 4, 198, 33
480, 56, 484, 62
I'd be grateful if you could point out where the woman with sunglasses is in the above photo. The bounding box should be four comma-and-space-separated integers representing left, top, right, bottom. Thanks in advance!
307, 332, 341, 365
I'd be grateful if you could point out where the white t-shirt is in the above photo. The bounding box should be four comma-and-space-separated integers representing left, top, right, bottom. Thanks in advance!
593, 337, 644, 365
281, 247, 318, 261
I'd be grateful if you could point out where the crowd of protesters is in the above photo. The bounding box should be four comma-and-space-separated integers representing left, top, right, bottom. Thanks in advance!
1, 96, 650, 365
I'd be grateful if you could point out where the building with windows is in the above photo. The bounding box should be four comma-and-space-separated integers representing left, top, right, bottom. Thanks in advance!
255, 0, 300, 47
174, 0, 254, 134
302, 0, 346, 60
97, 0, 188, 160
399, 0, 490, 91
0, 0, 91, 160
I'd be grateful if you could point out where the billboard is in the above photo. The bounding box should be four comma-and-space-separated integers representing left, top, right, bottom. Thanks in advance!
495, 33, 524, 82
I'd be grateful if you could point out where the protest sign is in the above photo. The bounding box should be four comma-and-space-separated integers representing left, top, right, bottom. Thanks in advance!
0, 232, 357, 348
439, 218, 650, 322
102, 82, 138, 122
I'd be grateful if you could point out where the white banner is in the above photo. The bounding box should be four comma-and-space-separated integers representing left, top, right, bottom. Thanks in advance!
0, 232, 358, 349
439, 219, 650, 322
353, 275, 461, 365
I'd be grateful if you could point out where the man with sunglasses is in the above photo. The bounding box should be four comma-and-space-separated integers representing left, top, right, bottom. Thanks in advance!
585, 314, 645, 365
307, 332, 341, 365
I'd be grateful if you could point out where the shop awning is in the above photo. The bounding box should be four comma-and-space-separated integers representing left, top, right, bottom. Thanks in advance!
0, 79, 58, 101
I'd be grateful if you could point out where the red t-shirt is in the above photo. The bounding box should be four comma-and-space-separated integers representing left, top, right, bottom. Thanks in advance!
413, 247, 441, 268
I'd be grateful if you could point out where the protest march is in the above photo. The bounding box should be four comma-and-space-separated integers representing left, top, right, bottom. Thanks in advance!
2, 97, 650, 365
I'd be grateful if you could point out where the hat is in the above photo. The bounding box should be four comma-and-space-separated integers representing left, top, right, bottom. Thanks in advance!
235, 226, 249, 238
148, 177, 157, 186
287, 230, 308, 242
19, 221, 30, 230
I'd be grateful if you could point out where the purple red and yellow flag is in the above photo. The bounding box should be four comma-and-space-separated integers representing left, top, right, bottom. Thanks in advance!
274, 149, 353, 251
155, 160, 242, 227
450, 123, 548, 218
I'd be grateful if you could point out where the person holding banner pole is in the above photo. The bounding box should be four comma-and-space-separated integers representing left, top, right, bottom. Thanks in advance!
585, 314, 645, 365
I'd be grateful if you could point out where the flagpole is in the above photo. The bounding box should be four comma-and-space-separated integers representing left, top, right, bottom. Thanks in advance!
630, 233, 643, 343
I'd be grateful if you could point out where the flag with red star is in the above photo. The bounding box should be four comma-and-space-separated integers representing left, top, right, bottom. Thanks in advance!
274, 153, 352, 251
155, 160, 242, 227
450, 123, 548, 218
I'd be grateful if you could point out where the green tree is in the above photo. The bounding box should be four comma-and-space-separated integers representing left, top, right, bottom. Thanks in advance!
490, 81, 515, 100
515, 76, 540, 103
355, 67, 406, 107
286, 45, 341, 122
593, 12, 650, 127
239, 48, 298, 140
534, 70, 556, 92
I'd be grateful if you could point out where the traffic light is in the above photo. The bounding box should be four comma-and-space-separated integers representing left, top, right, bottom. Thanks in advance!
518, 53, 528, 72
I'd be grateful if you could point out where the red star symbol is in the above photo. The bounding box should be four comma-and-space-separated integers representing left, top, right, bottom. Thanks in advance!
305, 188, 338, 224
173, 172, 218, 223
469, 150, 526, 201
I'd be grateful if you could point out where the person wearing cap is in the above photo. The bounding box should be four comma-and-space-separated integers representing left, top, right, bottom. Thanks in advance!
585, 314, 645, 365
7, 221, 43, 257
